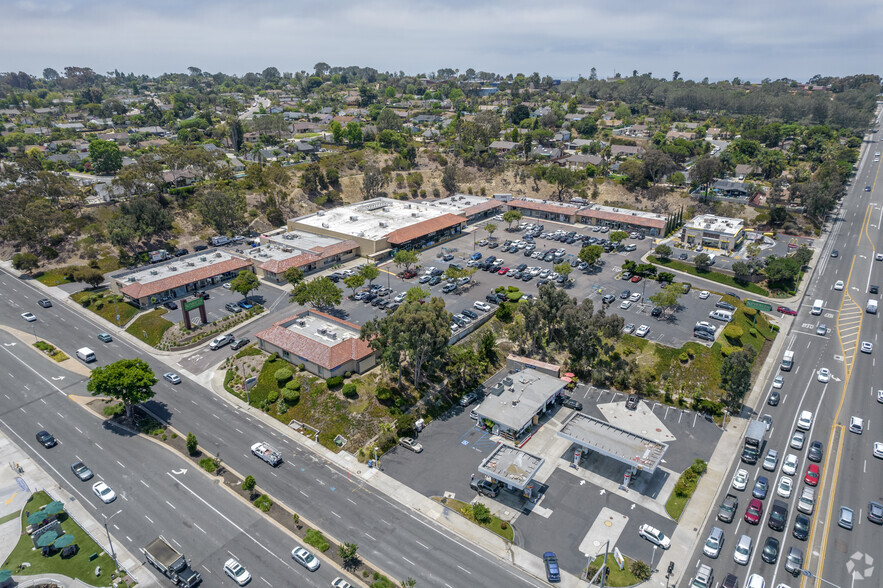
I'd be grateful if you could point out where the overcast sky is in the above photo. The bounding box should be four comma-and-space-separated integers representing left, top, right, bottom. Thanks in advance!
4, 0, 882, 82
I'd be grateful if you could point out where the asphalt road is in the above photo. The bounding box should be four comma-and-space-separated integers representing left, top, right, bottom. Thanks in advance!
684, 112, 883, 588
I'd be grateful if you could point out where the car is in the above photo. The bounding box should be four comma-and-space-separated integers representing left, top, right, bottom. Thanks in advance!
543, 552, 561, 583
635, 325, 650, 337
638, 524, 671, 549
808, 441, 823, 462
776, 476, 793, 498
682, 282, 692, 294
225, 302, 242, 314
879, 389, 883, 403
562, 397, 583, 411
602, 294, 616, 304
651, 306, 663, 317
784, 546, 803, 576
629, 292, 642, 302
793, 513, 810, 540
734, 534, 752, 565
763, 449, 779, 472
861, 341, 873, 353
399, 437, 423, 453
865, 185, 872, 192
694, 330, 715, 342
291, 546, 320, 571
623, 323, 636, 334
428, 276, 442, 286
871, 284, 880, 293
745, 498, 763, 524
716, 301, 736, 311
703, 526, 724, 558
699, 290, 710, 299
804, 464, 820, 486
790, 430, 805, 450
163, 372, 181, 385
849, 415, 863, 433
97, 332, 113, 343
874, 442, 883, 459
868, 501, 883, 524
679, 253, 689, 260
470, 478, 501, 497
620, 300, 632, 310
783, 454, 799, 476
817, 323, 827, 335
36, 430, 56, 448
459, 392, 478, 407
626, 395, 639, 410
21, 312, 36, 322
753, 476, 769, 499
834, 280, 844, 290
761, 414, 772, 430
332, 578, 354, 588
92, 481, 116, 503
71, 461, 93, 481
797, 410, 814, 430
473, 301, 491, 312
772, 375, 784, 389
620, 289, 631, 299
816, 368, 830, 383
224, 558, 251, 585
195, 291, 209, 299
418, 275, 431, 284
461, 309, 478, 320
630, 275, 642, 283
237, 300, 254, 310
194, 244, 208, 252
831, 249, 839, 257
747, 575, 766, 588
839, 506, 854, 530
223, 282, 232, 289
621, 272, 633, 281
777, 306, 797, 316
768, 390, 780, 406
762, 536, 780, 564
163, 301, 178, 310
210, 334, 234, 350
442, 283, 457, 293
732, 468, 749, 491
37, 298, 52, 308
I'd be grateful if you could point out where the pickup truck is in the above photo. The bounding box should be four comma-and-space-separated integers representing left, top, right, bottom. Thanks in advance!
251, 442, 283, 467
718, 494, 738, 523
143, 536, 201, 587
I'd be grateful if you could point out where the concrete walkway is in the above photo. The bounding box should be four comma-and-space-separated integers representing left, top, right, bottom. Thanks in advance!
0, 429, 158, 587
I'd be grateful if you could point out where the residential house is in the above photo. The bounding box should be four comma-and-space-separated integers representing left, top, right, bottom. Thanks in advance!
553, 130, 571, 143
530, 146, 564, 160
610, 145, 643, 159
489, 140, 519, 153
559, 153, 603, 170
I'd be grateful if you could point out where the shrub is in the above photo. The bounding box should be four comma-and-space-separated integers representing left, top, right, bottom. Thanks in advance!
292, 513, 300, 526
285, 379, 301, 391
199, 458, 217, 473
342, 382, 358, 398
471, 503, 492, 524
304, 529, 330, 552
281, 388, 300, 404
679, 352, 689, 363
395, 414, 416, 436
631, 560, 651, 581
253, 494, 272, 512
242, 475, 256, 492
326, 375, 344, 388
691, 459, 708, 475
376, 387, 392, 401
103, 403, 124, 417
723, 324, 744, 340
274, 368, 293, 385
186, 432, 198, 455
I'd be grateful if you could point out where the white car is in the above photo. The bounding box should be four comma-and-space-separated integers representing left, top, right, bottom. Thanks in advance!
399, 437, 423, 453
734, 534, 752, 565
783, 453, 799, 475
629, 292, 642, 302
732, 468, 749, 490
635, 325, 650, 337
223, 282, 232, 289
224, 559, 251, 586
849, 416, 863, 434
394, 293, 407, 303
21, 312, 36, 322
623, 323, 636, 334
638, 524, 671, 549
874, 442, 883, 459
817, 368, 830, 383
797, 410, 814, 431
699, 290, 710, 299
332, 579, 354, 588
474, 301, 491, 312
424, 266, 436, 275
861, 341, 873, 353
620, 300, 632, 310
790, 430, 805, 450
772, 375, 784, 389
746, 574, 766, 588
291, 546, 320, 571
92, 481, 116, 503
834, 280, 844, 290
776, 475, 793, 498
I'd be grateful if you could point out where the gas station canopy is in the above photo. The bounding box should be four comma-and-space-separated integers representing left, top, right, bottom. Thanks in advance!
557, 412, 668, 474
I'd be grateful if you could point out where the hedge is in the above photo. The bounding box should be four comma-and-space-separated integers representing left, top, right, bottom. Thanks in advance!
274, 368, 293, 385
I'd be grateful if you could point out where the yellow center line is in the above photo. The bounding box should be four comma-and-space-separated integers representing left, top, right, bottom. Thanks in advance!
856, 203, 871, 248
862, 204, 877, 251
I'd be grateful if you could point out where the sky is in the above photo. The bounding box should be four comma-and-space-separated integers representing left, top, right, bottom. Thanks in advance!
3, 0, 882, 82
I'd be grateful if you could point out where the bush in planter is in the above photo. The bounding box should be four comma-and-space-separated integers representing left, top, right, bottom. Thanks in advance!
285, 379, 301, 391
199, 458, 217, 473
267, 390, 279, 403
253, 494, 272, 512
186, 432, 198, 455
304, 529, 330, 552
342, 382, 357, 398
326, 375, 344, 388
281, 388, 300, 405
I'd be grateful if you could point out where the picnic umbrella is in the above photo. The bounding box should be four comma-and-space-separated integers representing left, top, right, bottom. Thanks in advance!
0, 570, 12, 582
36, 530, 58, 547
27, 511, 47, 525
44, 501, 65, 515
54, 534, 75, 549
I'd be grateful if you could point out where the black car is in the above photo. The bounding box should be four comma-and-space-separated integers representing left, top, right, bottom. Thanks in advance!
620, 289, 631, 299
327, 273, 341, 283
602, 294, 616, 304
562, 398, 583, 411
174, 248, 189, 257
470, 478, 501, 497
485, 294, 499, 304
163, 301, 178, 310
194, 244, 208, 252
768, 391, 780, 406
428, 276, 442, 286
694, 330, 715, 342
871, 285, 879, 294
807, 441, 823, 462
36, 430, 56, 448
792, 514, 810, 540
38, 298, 52, 308
230, 337, 250, 350
363, 292, 378, 302
195, 291, 210, 299
625, 395, 639, 410
536, 278, 548, 286
431, 268, 444, 277
461, 309, 478, 320
371, 297, 384, 306
716, 301, 736, 311
724, 291, 741, 300
522, 274, 533, 282
831, 250, 839, 258
682, 282, 692, 294
679, 253, 689, 260
516, 263, 527, 271
651, 306, 663, 317
762, 536, 780, 564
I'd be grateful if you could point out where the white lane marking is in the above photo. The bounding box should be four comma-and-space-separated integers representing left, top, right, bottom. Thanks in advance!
165, 500, 176, 510
330, 511, 341, 518
140, 480, 149, 488
194, 523, 206, 534
145, 515, 154, 524
116, 460, 125, 469
416, 540, 430, 549
402, 556, 415, 566
364, 533, 376, 541
457, 565, 472, 574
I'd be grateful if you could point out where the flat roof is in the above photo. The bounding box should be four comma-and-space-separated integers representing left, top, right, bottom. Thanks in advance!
557, 412, 668, 473
475, 369, 566, 432
478, 444, 545, 490
115, 250, 243, 287
281, 312, 360, 347
684, 214, 745, 236
294, 196, 489, 242
266, 230, 345, 251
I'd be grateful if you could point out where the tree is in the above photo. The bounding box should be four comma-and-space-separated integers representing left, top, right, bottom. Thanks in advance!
441, 164, 458, 194
502, 209, 523, 229
230, 270, 260, 300
359, 264, 380, 286
608, 230, 629, 244
361, 165, 387, 200
654, 244, 673, 259
241, 475, 257, 497
485, 223, 497, 239
553, 262, 573, 281
721, 347, 756, 405
343, 274, 366, 298
405, 286, 429, 302
393, 250, 418, 273
648, 283, 683, 316
693, 253, 712, 269
578, 244, 604, 265
764, 255, 801, 284
732, 261, 753, 282
630, 560, 651, 582
509, 104, 530, 126
11, 252, 39, 273
86, 359, 157, 421
196, 189, 246, 234
186, 432, 198, 455
291, 277, 343, 308
338, 542, 359, 568
329, 120, 344, 144
88, 139, 123, 174
543, 166, 579, 200
793, 245, 813, 267
376, 108, 402, 132
471, 502, 492, 524
642, 148, 677, 184
74, 268, 105, 289
345, 122, 363, 147
283, 267, 305, 286
691, 155, 722, 199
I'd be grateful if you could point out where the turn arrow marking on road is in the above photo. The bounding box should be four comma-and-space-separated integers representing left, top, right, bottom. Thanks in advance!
171, 468, 187, 475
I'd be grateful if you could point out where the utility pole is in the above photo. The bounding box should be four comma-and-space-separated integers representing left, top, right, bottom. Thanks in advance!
104, 509, 122, 573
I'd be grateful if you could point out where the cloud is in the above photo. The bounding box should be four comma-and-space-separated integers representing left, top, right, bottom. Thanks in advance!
2, 0, 881, 81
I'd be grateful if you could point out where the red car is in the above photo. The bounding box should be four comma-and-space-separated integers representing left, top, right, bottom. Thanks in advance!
631, 275, 643, 283
498, 267, 509, 275
745, 498, 763, 524
804, 464, 820, 486
777, 306, 798, 316
401, 269, 417, 279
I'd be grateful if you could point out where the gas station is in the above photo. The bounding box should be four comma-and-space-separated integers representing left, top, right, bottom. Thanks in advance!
477, 444, 545, 501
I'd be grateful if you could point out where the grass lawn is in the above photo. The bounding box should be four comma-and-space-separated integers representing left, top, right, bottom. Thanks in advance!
33, 341, 69, 362
125, 308, 173, 347
34, 269, 73, 287
588, 554, 642, 587
1, 491, 114, 586
666, 492, 690, 520
435, 497, 515, 542
71, 290, 139, 326
648, 256, 770, 296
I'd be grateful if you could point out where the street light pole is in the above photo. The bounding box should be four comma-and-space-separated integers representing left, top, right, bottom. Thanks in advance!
104, 509, 122, 573
650, 545, 658, 572
800, 569, 842, 588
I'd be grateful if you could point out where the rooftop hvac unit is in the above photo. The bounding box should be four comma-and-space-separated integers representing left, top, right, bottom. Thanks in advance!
383, 207, 390, 212
317, 211, 325, 216
127, 276, 136, 282
322, 223, 330, 228
379, 221, 387, 227
282, 247, 292, 253
169, 266, 177, 271
214, 252, 222, 258
149, 270, 158, 275
294, 319, 306, 327
327, 330, 337, 339
411, 212, 419, 217
200, 256, 207, 262
405, 204, 412, 209
317, 327, 327, 335
349, 215, 359, 222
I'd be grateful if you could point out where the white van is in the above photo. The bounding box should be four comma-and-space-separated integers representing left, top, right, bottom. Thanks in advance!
868, 300, 878, 314
707, 254, 716, 265
709, 310, 733, 322
211, 235, 231, 246
623, 244, 637, 252
76, 347, 96, 363
811, 299, 823, 315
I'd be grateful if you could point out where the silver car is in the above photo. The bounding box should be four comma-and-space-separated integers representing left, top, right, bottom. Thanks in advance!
703, 526, 724, 558
734, 534, 752, 565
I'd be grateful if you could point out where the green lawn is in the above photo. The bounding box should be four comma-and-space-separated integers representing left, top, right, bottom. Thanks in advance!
2, 492, 114, 586
666, 492, 690, 520
125, 308, 173, 346
34, 269, 73, 287
71, 290, 139, 327
588, 554, 642, 587
648, 256, 770, 296
435, 497, 515, 542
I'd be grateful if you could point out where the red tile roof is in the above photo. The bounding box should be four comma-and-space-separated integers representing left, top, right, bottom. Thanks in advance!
386, 213, 466, 245
255, 310, 375, 370
258, 239, 358, 275
462, 199, 503, 217
577, 209, 666, 230
508, 199, 578, 216
120, 257, 253, 300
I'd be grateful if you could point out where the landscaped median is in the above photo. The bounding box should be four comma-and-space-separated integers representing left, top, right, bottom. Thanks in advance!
33, 340, 69, 362
647, 255, 770, 296
586, 553, 650, 587
665, 459, 707, 520
433, 496, 515, 542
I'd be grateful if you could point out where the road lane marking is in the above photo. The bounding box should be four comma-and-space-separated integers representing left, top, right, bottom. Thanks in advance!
194, 523, 206, 534
402, 556, 415, 566
165, 500, 176, 510
145, 515, 154, 524
140, 480, 149, 488
116, 460, 125, 469
457, 565, 472, 574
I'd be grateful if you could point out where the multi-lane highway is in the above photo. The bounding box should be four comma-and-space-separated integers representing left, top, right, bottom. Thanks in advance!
685, 112, 883, 587
0, 271, 547, 586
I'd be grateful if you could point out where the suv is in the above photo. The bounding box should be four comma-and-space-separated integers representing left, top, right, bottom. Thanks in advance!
470, 478, 501, 498
210, 334, 234, 350
459, 392, 478, 407
225, 302, 242, 313
768, 499, 788, 531
231, 337, 250, 350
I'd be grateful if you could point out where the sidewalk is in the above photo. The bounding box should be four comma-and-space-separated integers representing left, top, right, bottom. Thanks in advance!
0, 429, 159, 587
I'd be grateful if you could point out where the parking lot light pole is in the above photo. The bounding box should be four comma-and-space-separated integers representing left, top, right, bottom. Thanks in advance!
800, 569, 841, 588
650, 545, 658, 572
105, 509, 122, 573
